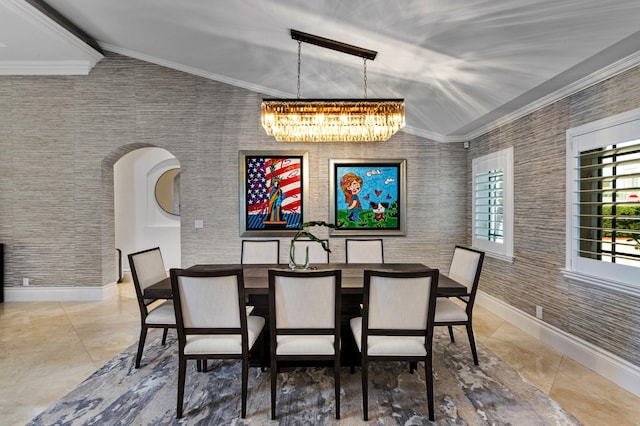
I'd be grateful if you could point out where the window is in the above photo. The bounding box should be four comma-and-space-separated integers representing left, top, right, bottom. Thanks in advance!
472, 147, 514, 260
566, 108, 640, 291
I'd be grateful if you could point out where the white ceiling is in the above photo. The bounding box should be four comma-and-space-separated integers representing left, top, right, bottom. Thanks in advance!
2, 0, 640, 142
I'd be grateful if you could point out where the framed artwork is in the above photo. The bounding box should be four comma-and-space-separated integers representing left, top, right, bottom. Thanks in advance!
239, 151, 309, 236
329, 159, 407, 235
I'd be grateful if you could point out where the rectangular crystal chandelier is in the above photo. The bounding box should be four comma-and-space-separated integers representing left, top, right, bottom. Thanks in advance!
261, 30, 405, 143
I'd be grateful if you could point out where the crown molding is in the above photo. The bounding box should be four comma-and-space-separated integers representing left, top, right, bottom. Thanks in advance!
401, 125, 466, 143
105, 43, 640, 145
0, 60, 97, 75
462, 49, 640, 142
0, 0, 103, 75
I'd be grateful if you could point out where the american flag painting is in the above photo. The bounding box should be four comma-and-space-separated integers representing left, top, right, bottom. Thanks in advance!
245, 155, 303, 230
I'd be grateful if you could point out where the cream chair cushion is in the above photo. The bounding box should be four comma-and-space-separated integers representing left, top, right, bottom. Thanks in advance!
146, 301, 175, 325
350, 317, 426, 356
184, 316, 265, 355
434, 298, 468, 322
276, 335, 335, 355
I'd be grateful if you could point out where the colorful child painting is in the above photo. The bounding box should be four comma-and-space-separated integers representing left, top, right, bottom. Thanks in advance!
340, 172, 363, 222
335, 163, 401, 230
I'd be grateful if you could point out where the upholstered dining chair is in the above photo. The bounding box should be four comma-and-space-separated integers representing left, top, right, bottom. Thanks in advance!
268, 268, 342, 420
290, 238, 330, 264
128, 247, 176, 368
350, 269, 439, 421
434, 245, 485, 365
170, 268, 266, 419
345, 238, 384, 263
241, 239, 280, 264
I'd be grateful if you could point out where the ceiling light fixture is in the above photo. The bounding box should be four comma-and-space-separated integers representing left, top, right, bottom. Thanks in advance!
261, 29, 405, 142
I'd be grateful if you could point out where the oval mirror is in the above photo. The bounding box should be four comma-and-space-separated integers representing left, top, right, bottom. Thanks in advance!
155, 168, 180, 216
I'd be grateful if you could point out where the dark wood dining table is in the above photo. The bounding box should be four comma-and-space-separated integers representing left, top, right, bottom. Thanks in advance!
143, 262, 467, 367
143, 262, 468, 299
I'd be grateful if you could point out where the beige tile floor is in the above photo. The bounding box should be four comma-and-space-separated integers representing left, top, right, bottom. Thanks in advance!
1, 278, 639, 426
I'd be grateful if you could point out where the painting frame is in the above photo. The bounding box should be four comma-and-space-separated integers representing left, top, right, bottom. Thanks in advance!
239, 150, 309, 237
329, 158, 407, 236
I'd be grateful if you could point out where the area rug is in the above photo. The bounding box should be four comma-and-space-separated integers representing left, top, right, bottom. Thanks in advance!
29, 330, 581, 425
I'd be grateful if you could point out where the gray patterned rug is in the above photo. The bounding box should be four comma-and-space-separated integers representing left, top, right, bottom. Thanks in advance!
29, 330, 580, 425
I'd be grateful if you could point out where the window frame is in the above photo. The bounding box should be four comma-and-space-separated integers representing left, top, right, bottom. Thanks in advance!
565, 107, 640, 293
471, 147, 514, 261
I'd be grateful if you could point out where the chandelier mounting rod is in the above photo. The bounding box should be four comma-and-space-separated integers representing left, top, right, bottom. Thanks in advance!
290, 29, 377, 61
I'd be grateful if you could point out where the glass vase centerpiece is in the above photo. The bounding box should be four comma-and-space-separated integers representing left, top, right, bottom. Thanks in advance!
289, 221, 336, 270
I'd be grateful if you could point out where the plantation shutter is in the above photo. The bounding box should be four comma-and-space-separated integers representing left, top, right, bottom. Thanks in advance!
471, 147, 513, 259
577, 141, 640, 264
474, 169, 504, 243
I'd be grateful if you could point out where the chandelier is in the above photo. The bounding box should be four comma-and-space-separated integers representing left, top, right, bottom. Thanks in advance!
261, 30, 405, 142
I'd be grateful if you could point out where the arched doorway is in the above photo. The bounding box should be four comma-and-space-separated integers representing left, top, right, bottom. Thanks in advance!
111, 146, 181, 277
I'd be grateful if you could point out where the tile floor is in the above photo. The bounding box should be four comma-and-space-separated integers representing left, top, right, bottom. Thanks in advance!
1, 278, 639, 426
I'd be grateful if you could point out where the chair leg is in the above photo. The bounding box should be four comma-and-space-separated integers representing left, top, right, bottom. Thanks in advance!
361, 356, 369, 421
270, 358, 277, 419
334, 358, 341, 419
177, 355, 187, 418
261, 331, 268, 372
447, 325, 455, 342
241, 357, 248, 418
465, 323, 479, 365
424, 354, 434, 421
409, 361, 417, 373
135, 326, 148, 368
202, 359, 208, 372
196, 360, 202, 372
161, 327, 169, 345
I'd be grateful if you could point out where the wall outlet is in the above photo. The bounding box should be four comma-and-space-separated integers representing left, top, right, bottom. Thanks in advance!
22, 277, 29, 286
194, 219, 204, 229
535, 305, 543, 319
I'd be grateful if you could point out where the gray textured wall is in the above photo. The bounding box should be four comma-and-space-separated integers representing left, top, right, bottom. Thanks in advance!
1, 52, 638, 367
0, 52, 466, 291
469, 67, 640, 366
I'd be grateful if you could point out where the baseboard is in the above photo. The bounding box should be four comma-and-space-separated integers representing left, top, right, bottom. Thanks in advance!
4, 281, 120, 302
476, 291, 640, 398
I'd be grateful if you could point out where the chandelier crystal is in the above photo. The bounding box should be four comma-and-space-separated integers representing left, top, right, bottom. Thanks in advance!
261, 30, 405, 143
261, 99, 405, 142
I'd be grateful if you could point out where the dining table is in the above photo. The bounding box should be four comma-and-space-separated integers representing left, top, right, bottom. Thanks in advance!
144, 262, 467, 367
143, 262, 468, 299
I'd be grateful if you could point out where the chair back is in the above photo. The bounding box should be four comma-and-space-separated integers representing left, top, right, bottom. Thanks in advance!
268, 268, 342, 419
364, 269, 438, 332
241, 240, 280, 264
269, 269, 341, 330
291, 239, 330, 264
449, 246, 485, 297
129, 247, 167, 292
356, 269, 439, 421
129, 247, 168, 319
345, 239, 384, 263
170, 268, 247, 346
